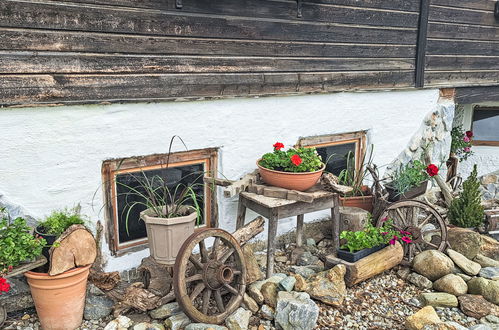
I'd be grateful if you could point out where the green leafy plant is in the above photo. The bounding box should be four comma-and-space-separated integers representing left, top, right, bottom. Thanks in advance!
337, 146, 374, 196
37, 205, 87, 236
0, 212, 46, 273
448, 164, 484, 228
390, 160, 433, 196
450, 126, 473, 161
340, 218, 412, 253
259, 142, 323, 173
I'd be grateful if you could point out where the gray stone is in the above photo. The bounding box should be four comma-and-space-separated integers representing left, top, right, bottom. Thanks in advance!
397, 267, 412, 280
288, 266, 316, 279
133, 322, 165, 330
242, 293, 259, 314
104, 316, 133, 330
433, 274, 468, 296
225, 307, 252, 330
260, 304, 275, 320
150, 302, 181, 319
305, 264, 346, 307
447, 227, 483, 260
419, 292, 459, 308
247, 281, 265, 305
261, 281, 279, 308
484, 281, 499, 305
469, 277, 491, 295
185, 323, 228, 330
296, 251, 319, 266
447, 249, 481, 276
407, 272, 433, 290
480, 267, 499, 280
469, 325, 493, 330
128, 313, 152, 324
87, 283, 105, 296
84, 294, 114, 320
475, 255, 499, 268
412, 250, 455, 281
164, 312, 191, 330
275, 291, 319, 330
456, 273, 472, 282
306, 238, 316, 246
279, 276, 296, 292
485, 314, 499, 324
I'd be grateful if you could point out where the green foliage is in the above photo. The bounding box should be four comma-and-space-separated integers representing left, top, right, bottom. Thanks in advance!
448, 164, 484, 228
0, 212, 46, 272
391, 160, 429, 196
450, 126, 473, 161
37, 206, 87, 236
259, 147, 323, 173
337, 146, 374, 196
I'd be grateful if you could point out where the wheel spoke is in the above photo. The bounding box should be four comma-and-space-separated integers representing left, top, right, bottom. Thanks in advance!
199, 240, 209, 263
425, 241, 439, 249
224, 283, 239, 296
189, 282, 205, 301
415, 244, 423, 252
418, 214, 433, 228
395, 208, 405, 225
214, 290, 225, 312
189, 255, 203, 270
408, 244, 414, 261
210, 237, 221, 259
232, 270, 241, 275
186, 274, 203, 283
219, 248, 235, 263
202, 289, 212, 314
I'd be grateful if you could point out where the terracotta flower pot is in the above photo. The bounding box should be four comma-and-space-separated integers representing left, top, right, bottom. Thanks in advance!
25, 265, 90, 330
140, 206, 197, 265
339, 186, 374, 212
257, 161, 325, 192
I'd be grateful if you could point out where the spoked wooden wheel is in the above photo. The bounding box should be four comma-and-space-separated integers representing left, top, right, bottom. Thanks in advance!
377, 200, 447, 265
0, 305, 6, 327
173, 228, 246, 324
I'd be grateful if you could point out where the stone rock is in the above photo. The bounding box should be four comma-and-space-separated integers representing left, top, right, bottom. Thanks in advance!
133, 322, 165, 330
475, 255, 499, 268
469, 277, 492, 295
243, 245, 264, 285
469, 325, 494, 330
458, 294, 499, 319
419, 292, 459, 308
408, 272, 433, 290
413, 250, 455, 281
84, 294, 114, 320
288, 266, 316, 279
261, 282, 279, 308
150, 302, 181, 320
480, 235, 499, 261
128, 313, 152, 324
484, 314, 499, 324
248, 281, 265, 305
447, 227, 483, 260
433, 274, 468, 296
185, 324, 228, 330
293, 274, 308, 292
456, 273, 472, 282
279, 276, 296, 292
447, 249, 481, 276
484, 281, 499, 305
422, 322, 468, 330
104, 316, 133, 330
482, 175, 498, 185
165, 312, 191, 330
243, 293, 259, 314
275, 256, 288, 263
305, 264, 346, 307
405, 306, 441, 330
275, 291, 319, 330
296, 251, 319, 266
479, 267, 499, 280
260, 304, 274, 320
306, 238, 316, 246
397, 267, 412, 280
225, 307, 252, 330
88, 283, 105, 296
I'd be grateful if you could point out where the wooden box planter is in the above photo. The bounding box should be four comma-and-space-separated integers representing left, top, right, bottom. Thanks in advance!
337, 244, 387, 263
385, 180, 428, 202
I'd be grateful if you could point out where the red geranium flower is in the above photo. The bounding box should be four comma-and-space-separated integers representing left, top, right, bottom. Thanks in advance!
401, 236, 412, 243
273, 142, 284, 151
290, 154, 302, 166
389, 235, 398, 245
426, 164, 439, 177
466, 131, 473, 138
0, 277, 10, 294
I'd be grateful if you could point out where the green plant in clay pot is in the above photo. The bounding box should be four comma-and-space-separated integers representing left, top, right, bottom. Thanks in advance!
386, 160, 439, 201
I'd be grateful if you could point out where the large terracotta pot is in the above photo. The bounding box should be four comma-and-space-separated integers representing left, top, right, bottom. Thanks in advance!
25, 265, 91, 330
257, 161, 325, 191
140, 206, 197, 265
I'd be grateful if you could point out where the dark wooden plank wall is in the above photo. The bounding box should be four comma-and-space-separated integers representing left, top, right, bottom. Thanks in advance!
424, 0, 499, 87
0, 0, 420, 106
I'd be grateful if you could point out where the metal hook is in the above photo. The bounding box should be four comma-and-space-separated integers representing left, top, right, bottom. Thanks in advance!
176, 0, 182, 9
297, 0, 302, 18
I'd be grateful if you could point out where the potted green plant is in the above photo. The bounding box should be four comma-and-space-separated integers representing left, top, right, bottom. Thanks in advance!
257, 142, 325, 191
385, 161, 438, 202
450, 126, 474, 161
337, 148, 374, 212
338, 218, 412, 262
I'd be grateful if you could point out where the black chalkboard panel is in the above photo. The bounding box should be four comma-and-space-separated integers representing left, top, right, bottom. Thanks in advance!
115, 163, 205, 244
316, 142, 356, 176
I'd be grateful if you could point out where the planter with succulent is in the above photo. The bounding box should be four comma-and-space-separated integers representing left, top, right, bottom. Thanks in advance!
385, 160, 439, 202
337, 148, 374, 212
257, 142, 325, 191
338, 218, 412, 262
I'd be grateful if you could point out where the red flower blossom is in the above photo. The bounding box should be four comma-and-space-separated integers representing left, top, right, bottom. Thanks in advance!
466, 131, 473, 138
401, 236, 412, 243
389, 235, 398, 245
0, 277, 10, 294
381, 232, 388, 235
426, 164, 439, 177
463, 136, 470, 143
290, 154, 302, 166
380, 217, 388, 223
7, 266, 12, 272
273, 142, 284, 151
464, 147, 471, 152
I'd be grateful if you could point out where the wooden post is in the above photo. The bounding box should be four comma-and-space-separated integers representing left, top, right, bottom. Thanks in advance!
296, 214, 304, 247
266, 216, 278, 278
331, 194, 341, 253
236, 195, 247, 229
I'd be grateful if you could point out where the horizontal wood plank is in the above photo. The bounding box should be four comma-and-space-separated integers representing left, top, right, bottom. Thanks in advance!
427, 39, 499, 56
0, 1, 417, 44
425, 71, 499, 87
429, 4, 498, 27
431, 0, 496, 11
428, 22, 499, 41
0, 28, 416, 58
0, 52, 414, 74
455, 86, 499, 104
426, 55, 499, 71
0, 71, 414, 106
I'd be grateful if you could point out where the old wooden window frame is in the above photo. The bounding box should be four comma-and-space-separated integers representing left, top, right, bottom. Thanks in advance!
471, 106, 499, 147
102, 148, 218, 255
296, 131, 367, 173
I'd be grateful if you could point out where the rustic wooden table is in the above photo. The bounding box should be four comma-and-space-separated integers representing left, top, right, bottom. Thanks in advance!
235, 190, 340, 278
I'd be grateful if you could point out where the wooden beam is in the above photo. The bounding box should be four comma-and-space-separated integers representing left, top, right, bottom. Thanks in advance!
415, 0, 430, 88
455, 86, 499, 105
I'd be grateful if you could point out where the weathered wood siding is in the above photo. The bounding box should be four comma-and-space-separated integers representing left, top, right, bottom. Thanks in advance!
425, 0, 499, 87
0, 0, 420, 106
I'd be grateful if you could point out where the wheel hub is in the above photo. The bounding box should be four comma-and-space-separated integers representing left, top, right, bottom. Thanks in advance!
406, 226, 422, 243
203, 261, 234, 290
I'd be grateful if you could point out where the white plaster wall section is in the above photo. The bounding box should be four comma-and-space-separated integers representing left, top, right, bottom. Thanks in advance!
0, 89, 440, 271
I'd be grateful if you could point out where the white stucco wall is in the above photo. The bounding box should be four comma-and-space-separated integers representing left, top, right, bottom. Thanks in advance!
0, 89, 441, 271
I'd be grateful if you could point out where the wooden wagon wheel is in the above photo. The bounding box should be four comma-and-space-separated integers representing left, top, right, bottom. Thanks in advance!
173, 228, 246, 324
376, 200, 447, 265
0, 305, 6, 328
